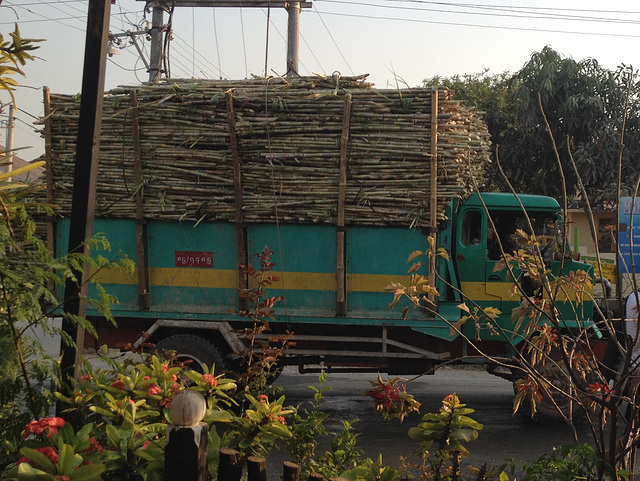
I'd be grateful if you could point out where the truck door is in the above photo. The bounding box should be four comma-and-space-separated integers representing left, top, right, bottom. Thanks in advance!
455, 209, 505, 312
485, 211, 519, 311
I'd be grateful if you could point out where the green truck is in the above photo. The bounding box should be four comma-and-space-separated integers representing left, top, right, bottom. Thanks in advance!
54, 193, 593, 380
45, 77, 596, 423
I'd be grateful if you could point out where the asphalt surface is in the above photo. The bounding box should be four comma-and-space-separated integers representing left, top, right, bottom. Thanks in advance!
268, 365, 598, 475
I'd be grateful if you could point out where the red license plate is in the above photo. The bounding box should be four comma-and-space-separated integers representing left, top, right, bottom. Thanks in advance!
175, 251, 214, 268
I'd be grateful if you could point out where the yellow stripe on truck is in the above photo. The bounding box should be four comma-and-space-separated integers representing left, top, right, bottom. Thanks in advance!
92, 268, 409, 292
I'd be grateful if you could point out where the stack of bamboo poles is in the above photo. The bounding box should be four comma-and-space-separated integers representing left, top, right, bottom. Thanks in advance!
44, 75, 491, 227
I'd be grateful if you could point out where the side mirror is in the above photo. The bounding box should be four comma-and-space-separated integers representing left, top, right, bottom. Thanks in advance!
554, 218, 566, 250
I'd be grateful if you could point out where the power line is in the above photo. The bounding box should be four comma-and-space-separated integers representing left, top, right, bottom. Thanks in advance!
312, 4, 354, 75
317, 0, 640, 26
311, 7, 640, 39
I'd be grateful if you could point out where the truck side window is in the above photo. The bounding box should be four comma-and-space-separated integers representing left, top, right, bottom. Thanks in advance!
461, 210, 482, 246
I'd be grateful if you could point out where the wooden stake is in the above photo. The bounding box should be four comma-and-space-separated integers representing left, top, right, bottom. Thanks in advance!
130, 90, 150, 310
428, 88, 439, 304
226, 90, 248, 307
336, 93, 352, 316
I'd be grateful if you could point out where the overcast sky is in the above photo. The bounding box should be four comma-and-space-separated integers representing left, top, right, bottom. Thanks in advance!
2, 0, 640, 159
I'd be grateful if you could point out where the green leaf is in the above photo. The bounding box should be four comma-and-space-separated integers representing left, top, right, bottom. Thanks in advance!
17, 462, 55, 480
57, 444, 77, 475
70, 463, 106, 481
19, 447, 55, 473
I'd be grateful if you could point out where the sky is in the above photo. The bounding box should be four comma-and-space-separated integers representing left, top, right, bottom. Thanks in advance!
2, 0, 640, 160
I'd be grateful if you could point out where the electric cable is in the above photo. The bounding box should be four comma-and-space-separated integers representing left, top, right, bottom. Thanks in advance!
317, 0, 640, 26
240, 9, 249, 79
311, 8, 640, 39
312, 4, 355, 76
211, 7, 223, 79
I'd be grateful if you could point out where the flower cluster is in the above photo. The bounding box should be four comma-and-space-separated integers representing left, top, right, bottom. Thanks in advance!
365, 374, 421, 422
21, 417, 66, 439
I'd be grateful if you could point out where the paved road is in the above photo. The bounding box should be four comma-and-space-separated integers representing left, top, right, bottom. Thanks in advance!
270, 366, 596, 474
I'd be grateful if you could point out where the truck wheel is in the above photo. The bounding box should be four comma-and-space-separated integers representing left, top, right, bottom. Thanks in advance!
512, 345, 593, 425
155, 334, 227, 375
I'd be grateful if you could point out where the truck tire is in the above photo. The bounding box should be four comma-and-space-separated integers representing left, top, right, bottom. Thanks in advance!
512, 344, 593, 425
155, 334, 227, 375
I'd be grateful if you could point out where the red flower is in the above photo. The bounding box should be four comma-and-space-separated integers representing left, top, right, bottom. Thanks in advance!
111, 379, 127, 391
201, 374, 218, 387
256, 394, 269, 402
142, 441, 152, 449
160, 397, 171, 409
161, 364, 169, 373
82, 437, 104, 454
147, 383, 162, 396
80, 374, 91, 381
22, 417, 66, 439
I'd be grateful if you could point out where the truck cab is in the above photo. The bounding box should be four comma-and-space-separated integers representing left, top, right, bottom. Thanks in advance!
449, 193, 594, 345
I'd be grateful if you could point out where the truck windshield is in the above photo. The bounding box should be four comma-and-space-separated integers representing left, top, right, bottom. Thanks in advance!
488, 209, 558, 260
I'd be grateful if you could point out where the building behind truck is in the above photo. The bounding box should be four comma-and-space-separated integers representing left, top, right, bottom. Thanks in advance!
42, 75, 597, 423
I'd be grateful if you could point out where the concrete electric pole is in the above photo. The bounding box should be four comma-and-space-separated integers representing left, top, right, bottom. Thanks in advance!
140, 0, 311, 80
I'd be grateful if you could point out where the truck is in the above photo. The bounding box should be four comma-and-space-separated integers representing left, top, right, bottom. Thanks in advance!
43, 76, 597, 423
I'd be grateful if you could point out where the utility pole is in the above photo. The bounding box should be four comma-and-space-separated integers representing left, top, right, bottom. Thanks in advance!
59, 0, 111, 389
286, 2, 300, 75
137, 0, 311, 79
148, 5, 165, 82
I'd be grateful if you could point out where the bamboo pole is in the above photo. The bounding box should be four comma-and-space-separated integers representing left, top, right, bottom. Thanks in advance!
429, 88, 438, 304
43, 86, 54, 257
226, 90, 248, 307
336, 93, 352, 316
131, 90, 150, 310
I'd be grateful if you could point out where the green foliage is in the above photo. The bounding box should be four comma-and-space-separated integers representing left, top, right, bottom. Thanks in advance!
0, 24, 42, 104
308, 419, 364, 479
285, 371, 331, 473
0, 164, 133, 471
408, 394, 483, 481
223, 393, 294, 457
343, 455, 403, 481
425, 49, 640, 203
408, 394, 482, 458
501, 444, 621, 481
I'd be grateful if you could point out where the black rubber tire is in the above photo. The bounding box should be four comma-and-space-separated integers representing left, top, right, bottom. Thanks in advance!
155, 334, 227, 375
512, 344, 593, 425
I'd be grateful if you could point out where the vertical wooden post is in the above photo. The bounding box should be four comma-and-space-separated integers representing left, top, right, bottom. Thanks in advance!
218, 449, 243, 481
336, 93, 352, 317
428, 89, 439, 302
59, 0, 111, 386
283, 461, 300, 481
226, 90, 248, 309
308, 473, 324, 481
130, 90, 150, 310
165, 391, 209, 481
164, 425, 209, 481
247, 456, 267, 481
43, 86, 54, 258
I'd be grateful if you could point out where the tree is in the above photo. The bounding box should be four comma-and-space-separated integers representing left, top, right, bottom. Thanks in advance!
424, 47, 640, 204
